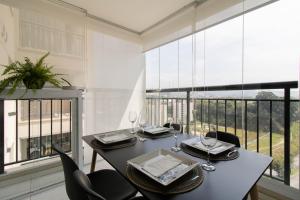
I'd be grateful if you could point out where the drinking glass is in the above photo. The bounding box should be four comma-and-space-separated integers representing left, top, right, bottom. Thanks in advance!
199, 124, 206, 139
171, 118, 181, 152
192, 109, 197, 135
199, 124, 217, 171
168, 117, 173, 129
137, 112, 147, 141
128, 111, 137, 133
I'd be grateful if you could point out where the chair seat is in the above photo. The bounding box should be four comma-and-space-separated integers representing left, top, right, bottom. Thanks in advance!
88, 169, 137, 200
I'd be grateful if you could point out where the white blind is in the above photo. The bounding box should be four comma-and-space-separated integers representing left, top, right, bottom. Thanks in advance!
142, 0, 276, 51
0, 0, 86, 57
19, 9, 84, 57
0, 0, 86, 24
0, 0, 87, 86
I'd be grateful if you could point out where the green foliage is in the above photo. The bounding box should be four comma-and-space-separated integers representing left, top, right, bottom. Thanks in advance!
0, 52, 70, 95
194, 91, 299, 134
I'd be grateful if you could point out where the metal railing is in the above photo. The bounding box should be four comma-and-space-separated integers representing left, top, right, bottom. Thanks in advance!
0, 88, 83, 174
146, 81, 299, 185
2, 99, 72, 167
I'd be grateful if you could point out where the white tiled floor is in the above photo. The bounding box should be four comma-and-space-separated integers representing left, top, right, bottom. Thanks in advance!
17, 183, 68, 200
17, 159, 113, 200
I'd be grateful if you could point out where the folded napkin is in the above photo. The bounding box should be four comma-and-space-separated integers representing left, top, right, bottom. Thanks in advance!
193, 141, 223, 151
142, 154, 182, 177
144, 127, 170, 135
101, 133, 129, 142
210, 145, 228, 154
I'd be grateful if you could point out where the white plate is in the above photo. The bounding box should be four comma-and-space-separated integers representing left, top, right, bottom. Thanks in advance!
144, 127, 173, 135
94, 129, 135, 144
181, 137, 235, 155
127, 149, 198, 186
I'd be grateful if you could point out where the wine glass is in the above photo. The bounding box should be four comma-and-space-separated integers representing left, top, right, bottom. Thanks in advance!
199, 123, 209, 140
167, 117, 173, 128
199, 124, 217, 171
128, 111, 137, 133
171, 119, 181, 152
137, 112, 147, 142
192, 109, 197, 136
138, 112, 147, 129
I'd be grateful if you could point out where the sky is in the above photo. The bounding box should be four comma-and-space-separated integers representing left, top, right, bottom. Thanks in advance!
146, 0, 300, 91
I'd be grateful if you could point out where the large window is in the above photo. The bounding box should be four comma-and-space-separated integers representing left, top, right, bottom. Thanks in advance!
145, 0, 300, 189
160, 41, 178, 89
243, 0, 300, 83
179, 35, 193, 88
145, 49, 159, 90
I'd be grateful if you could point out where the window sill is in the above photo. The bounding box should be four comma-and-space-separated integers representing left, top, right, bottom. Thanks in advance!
0, 156, 62, 187
258, 176, 300, 200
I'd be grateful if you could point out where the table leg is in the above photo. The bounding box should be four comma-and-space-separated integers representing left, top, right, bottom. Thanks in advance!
90, 150, 97, 173
250, 184, 258, 200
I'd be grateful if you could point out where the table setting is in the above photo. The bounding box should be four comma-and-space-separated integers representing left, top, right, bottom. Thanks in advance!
180, 137, 239, 162
82, 113, 272, 200
122, 123, 241, 194
126, 149, 204, 194
180, 124, 240, 170
88, 119, 240, 193
91, 129, 138, 150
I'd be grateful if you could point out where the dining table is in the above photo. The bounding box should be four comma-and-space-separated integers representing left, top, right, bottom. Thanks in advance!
82, 129, 272, 200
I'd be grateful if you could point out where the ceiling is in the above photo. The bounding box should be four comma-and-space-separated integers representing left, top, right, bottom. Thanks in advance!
62, 0, 195, 34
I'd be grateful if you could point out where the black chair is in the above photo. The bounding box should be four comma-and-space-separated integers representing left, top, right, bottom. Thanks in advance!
206, 131, 241, 147
206, 131, 245, 199
73, 169, 145, 200
53, 145, 137, 200
163, 123, 183, 133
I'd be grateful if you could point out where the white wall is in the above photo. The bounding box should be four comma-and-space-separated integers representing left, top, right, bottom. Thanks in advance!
0, 3, 15, 66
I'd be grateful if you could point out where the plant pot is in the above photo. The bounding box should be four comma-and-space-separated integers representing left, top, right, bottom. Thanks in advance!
23, 78, 46, 89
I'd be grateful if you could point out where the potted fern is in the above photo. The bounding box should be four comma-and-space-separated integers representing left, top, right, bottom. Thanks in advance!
0, 52, 71, 95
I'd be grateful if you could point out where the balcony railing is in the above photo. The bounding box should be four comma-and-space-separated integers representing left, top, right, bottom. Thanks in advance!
3, 99, 72, 167
0, 88, 83, 173
146, 81, 299, 186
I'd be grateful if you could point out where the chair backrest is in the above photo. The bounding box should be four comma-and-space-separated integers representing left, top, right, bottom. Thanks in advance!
206, 131, 241, 147
52, 145, 88, 200
73, 170, 106, 200
163, 123, 183, 133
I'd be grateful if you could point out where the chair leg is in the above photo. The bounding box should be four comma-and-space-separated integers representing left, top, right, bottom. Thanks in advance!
250, 184, 258, 200
90, 150, 97, 173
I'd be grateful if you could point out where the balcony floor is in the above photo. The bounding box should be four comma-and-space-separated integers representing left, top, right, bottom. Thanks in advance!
14, 159, 114, 200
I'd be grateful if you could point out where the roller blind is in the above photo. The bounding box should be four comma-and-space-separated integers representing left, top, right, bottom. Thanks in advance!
142, 0, 277, 52
0, 0, 86, 24
0, 0, 87, 86
0, 0, 86, 58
